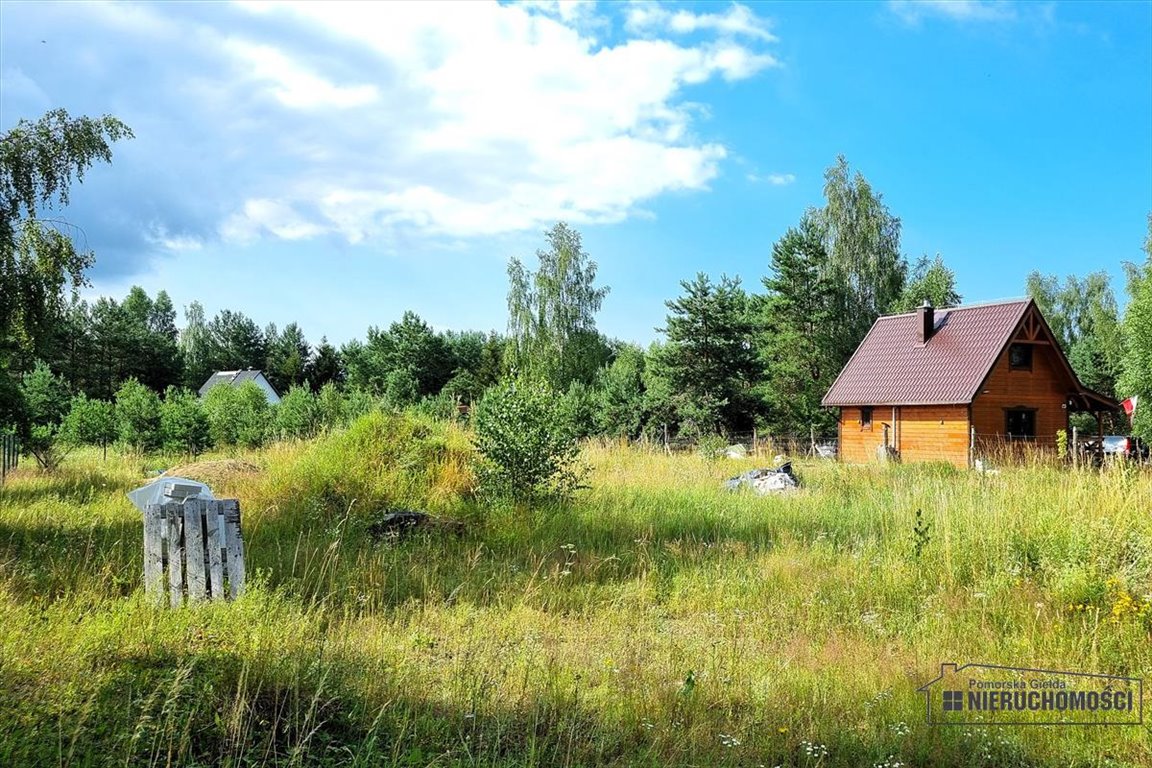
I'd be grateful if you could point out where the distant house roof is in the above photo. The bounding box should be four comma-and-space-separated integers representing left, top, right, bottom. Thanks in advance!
822, 298, 1113, 409
197, 369, 279, 400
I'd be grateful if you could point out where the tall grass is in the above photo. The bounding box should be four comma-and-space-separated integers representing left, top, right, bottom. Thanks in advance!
0, 412, 1150, 766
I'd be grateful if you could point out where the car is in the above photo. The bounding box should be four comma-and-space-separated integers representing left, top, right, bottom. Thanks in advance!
1102, 435, 1149, 460
1079, 435, 1149, 463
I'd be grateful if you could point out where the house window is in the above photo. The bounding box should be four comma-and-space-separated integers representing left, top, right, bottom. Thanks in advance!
1005, 408, 1036, 440
860, 406, 873, 429
1009, 343, 1033, 371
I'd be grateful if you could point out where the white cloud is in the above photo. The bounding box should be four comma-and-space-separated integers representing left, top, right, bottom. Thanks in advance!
626, 3, 777, 42
220, 199, 326, 243
0, 0, 778, 260
213, 0, 777, 242
221, 40, 379, 109
748, 172, 795, 186
888, 1, 1017, 24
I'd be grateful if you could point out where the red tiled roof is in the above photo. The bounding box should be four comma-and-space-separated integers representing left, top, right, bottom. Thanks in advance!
821, 299, 1031, 406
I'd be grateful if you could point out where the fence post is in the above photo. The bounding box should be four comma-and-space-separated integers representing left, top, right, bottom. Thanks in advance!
663, 423, 670, 455
1, 434, 18, 484
969, 426, 976, 469
1072, 426, 1078, 470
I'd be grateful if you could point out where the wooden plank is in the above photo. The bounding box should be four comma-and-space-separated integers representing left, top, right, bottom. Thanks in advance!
167, 505, 184, 608
143, 504, 166, 603
205, 504, 225, 600
222, 500, 246, 599
183, 499, 207, 602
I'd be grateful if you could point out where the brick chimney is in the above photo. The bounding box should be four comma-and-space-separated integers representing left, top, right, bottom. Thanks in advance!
917, 300, 935, 343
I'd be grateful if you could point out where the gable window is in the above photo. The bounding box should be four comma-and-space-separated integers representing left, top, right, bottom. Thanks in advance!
1005, 408, 1036, 440
860, 406, 873, 429
1009, 343, 1033, 371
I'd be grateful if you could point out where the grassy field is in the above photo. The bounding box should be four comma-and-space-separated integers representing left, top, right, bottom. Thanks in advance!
1, 411, 1151, 767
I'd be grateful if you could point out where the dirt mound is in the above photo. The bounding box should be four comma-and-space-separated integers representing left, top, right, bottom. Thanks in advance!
164, 459, 262, 486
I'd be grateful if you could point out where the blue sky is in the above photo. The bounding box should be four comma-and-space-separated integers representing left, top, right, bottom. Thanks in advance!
1, 0, 1149, 347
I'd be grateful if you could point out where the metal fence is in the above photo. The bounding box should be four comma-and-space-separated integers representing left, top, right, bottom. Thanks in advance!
614, 430, 840, 459
1, 434, 18, 483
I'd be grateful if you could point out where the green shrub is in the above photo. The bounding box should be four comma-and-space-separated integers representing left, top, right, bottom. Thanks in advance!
472, 378, 584, 501
696, 434, 728, 460
160, 387, 211, 455
273, 384, 319, 440
202, 381, 270, 448
19, 362, 72, 468
114, 377, 162, 453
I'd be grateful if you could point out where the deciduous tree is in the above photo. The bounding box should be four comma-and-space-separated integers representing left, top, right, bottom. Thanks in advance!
506, 222, 610, 389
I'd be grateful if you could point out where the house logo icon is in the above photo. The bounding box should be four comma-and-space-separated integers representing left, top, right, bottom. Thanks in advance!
919, 663, 1143, 726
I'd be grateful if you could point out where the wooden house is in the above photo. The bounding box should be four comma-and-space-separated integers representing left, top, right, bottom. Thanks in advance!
821, 299, 1118, 468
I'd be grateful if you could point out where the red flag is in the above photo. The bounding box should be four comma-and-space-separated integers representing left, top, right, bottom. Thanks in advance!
1122, 396, 1138, 417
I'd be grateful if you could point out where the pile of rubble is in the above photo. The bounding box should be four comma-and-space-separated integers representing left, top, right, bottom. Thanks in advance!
722, 462, 799, 495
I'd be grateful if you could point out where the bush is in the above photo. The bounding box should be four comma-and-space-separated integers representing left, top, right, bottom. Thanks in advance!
472, 378, 584, 501
60, 394, 116, 448
272, 385, 319, 440
202, 381, 270, 448
19, 362, 72, 469
115, 378, 162, 452
558, 379, 597, 439
160, 387, 211, 455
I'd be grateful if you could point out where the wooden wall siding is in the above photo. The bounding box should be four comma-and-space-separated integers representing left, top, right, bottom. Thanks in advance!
893, 404, 971, 468
839, 406, 883, 464
970, 338, 1072, 440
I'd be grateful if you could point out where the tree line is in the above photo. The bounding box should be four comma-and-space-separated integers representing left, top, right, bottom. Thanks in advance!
3, 109, 1151, 466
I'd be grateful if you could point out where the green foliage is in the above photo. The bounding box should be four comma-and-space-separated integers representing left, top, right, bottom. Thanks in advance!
305, 336, 343, 390
696, 433, 728, 460
816, 155, 905, 351
19, 360, 69, 429
891, 254, 962, 312
344, 311, 453, 403
1, 109, 133, 370
60, 393, 116, 447
911, 508, 932, 560
1120, 215, 1152, 441
114, 377, 161, 452
263, 321, 311, 394
594, 344, 647, 439
315, 381, 348, 429
272, 384, 319, 440
208, 309, 267, 371
201, 381, 269, 448
472, 378, 583, 500
757, 215, 843, 437
506, 222, 610, 389
443, 329, 505, 399
558, 379, 597, 439
656, 273, 757, 435
79, 286, 183, 399
178, 300, 215, 390
159, 386, 210, 455
1028, 269, 1123, 400
18, 361, 71, 468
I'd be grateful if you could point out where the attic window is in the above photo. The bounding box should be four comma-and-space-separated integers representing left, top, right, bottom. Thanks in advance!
1009, 343, 1033, 371
860, 406, 873, 429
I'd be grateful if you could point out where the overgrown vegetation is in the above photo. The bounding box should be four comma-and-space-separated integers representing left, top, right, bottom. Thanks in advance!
1, 416, 1150, 766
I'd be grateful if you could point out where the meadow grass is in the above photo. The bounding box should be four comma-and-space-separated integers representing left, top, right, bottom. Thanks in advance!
1, 412, 1151, 766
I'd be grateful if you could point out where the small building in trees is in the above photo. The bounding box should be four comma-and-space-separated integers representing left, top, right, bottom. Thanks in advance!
822, 299, 1118, 468
198, 369, 281, 405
